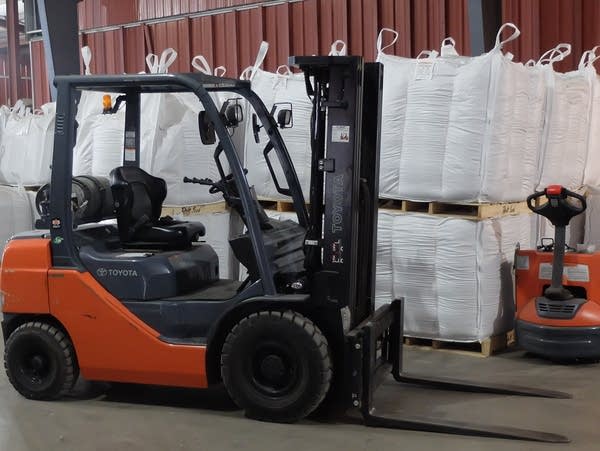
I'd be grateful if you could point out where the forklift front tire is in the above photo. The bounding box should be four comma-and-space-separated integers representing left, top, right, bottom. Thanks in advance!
4, 322, 79, 400
221, 310, 332, 423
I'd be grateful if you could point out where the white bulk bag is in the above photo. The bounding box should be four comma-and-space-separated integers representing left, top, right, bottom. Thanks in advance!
73, 46, 126, 176
582, 48, 600, 187
382, 212, 532, 341
173, 209, 239, 279
375, 209, 398, 309
584, 187, 600, 245
144, 50, 233, 206
443, 25, 544, 201
538, 45, 593, 190
0, 186, 34, 254
375, 28, 438, 199
242, 42, 314, 201
0, 102, 55, 186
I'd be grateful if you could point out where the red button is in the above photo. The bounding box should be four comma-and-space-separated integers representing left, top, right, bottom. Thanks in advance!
546, 185, 563, 195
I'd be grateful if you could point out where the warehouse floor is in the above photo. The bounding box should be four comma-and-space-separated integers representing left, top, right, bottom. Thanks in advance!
1, 342, 599, 451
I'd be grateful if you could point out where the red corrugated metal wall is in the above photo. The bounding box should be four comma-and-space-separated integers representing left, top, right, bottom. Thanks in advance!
502, 0, 600, 73
29, 0, 600, 107
78, 0, 473, 74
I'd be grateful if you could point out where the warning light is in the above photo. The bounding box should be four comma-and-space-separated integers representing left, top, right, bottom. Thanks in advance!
102, 94, 112, 113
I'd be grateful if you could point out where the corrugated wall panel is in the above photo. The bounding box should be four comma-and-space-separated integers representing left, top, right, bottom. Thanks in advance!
190, 16, 216, 69
264, 3, 291, 70
446, 0, 470, 55
81, 29, 125, 74
123, 25, 147, 73
147, 19, 192, 72
79, 0, 138, 30
237, 7, 264, 72
502, 0, 600, 72
30, 40, 50, 108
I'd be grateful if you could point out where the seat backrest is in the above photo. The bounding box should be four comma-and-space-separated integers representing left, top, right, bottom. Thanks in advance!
109, 166, 167, 242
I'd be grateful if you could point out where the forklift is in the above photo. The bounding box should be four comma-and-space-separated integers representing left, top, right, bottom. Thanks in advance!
1, 56, 569, 442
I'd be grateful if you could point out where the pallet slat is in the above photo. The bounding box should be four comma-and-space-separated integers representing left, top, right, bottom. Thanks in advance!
403, 332, 513, 357
378, 198, 530, 219
161, 201, 228, 217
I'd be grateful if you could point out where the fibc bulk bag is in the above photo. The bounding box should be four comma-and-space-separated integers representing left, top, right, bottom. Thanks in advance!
173, 209, 239, 279
0, 101, 55, 186
376, 29, 438, 199
144, 50, 231, 206
383, 212, 532, 341
242, 42, 310, 201
242, 41, 347, 201
582, 48, 600, 188
0, 186, 34, 253
73, 46, 128, 177
442, 24, 543, 202
584, 187, 600, 245
537, 45, 593, 191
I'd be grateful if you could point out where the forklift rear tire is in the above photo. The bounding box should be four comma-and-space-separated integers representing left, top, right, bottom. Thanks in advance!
221, 310, 332, 423
4, 322, 79, 400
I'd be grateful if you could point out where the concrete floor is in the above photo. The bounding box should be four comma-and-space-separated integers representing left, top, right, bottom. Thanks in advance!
1, 342, 599, 451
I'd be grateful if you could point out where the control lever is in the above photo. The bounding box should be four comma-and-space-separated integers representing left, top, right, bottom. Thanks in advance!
183, 176, 214, 185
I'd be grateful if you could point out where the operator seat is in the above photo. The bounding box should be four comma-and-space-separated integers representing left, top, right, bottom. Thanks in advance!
110, 166, 205, 250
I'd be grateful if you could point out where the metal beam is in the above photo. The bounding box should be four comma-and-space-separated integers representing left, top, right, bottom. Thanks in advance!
468, 0, 502, 55
36, 0, 82, 100
6, 0, 20, 104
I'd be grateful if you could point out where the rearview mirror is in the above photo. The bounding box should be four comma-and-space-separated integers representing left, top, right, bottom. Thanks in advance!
270, 102, 293, 129
252, 114, 261, 143
277, 109, 293, 128
224, 103, 243, 127
198, 111, 216, 145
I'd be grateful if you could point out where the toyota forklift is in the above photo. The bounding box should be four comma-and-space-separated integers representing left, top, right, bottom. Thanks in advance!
1, 56, 569, 442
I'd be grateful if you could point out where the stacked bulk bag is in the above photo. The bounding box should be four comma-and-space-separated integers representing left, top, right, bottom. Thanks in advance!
442, 26, 544, 202
0, 101, 55, 186
73, 46, 126, 176
242, 40, 346, 201
0, 186, 34, 253
144, 50, 234, 206
376, 29, 437, 198
173, 209, 240, 279
537, 44, 594, 190
242, 42, 313, 200
377, 23, 545, 202
376, 211, 534, 341
584, 187, 600, 246
582, 48, 600, 188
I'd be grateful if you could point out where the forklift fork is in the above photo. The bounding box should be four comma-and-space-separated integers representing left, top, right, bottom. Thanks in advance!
347, 300, 570, 443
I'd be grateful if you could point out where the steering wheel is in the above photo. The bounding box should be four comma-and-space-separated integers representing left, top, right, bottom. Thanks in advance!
527, 185, 586, 227
184, 169, 247, 196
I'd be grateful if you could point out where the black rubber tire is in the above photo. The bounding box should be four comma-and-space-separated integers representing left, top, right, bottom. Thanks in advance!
4, 322, 79, 400
221, 310, 332, 423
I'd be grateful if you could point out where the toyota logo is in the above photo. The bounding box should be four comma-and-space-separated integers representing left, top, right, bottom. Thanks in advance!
96, 268, 108, 277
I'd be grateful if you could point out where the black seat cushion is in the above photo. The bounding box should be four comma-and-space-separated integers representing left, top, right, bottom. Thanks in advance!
110, 166, 205, 249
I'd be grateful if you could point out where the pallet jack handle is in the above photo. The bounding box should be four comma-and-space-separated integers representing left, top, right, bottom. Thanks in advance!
527, 186, 586, 296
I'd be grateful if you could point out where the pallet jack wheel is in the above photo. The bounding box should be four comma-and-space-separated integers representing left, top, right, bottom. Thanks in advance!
4, 322, 79, 400
221, 310, 332, 423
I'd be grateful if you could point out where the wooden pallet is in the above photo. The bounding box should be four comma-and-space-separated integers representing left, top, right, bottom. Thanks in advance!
378, 199, 530, 219
258, 199, 309, 212
161, 201, 228, 217
403, 331, 515, 357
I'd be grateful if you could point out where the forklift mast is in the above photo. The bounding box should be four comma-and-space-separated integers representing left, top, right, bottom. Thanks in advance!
290, 56, 382, 327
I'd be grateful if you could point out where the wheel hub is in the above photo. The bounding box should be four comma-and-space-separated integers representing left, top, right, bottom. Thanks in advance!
260, 354, 286, 383
250, 342, 299, 396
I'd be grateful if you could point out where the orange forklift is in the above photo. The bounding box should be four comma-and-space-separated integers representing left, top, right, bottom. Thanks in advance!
1, 56, 569, 442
